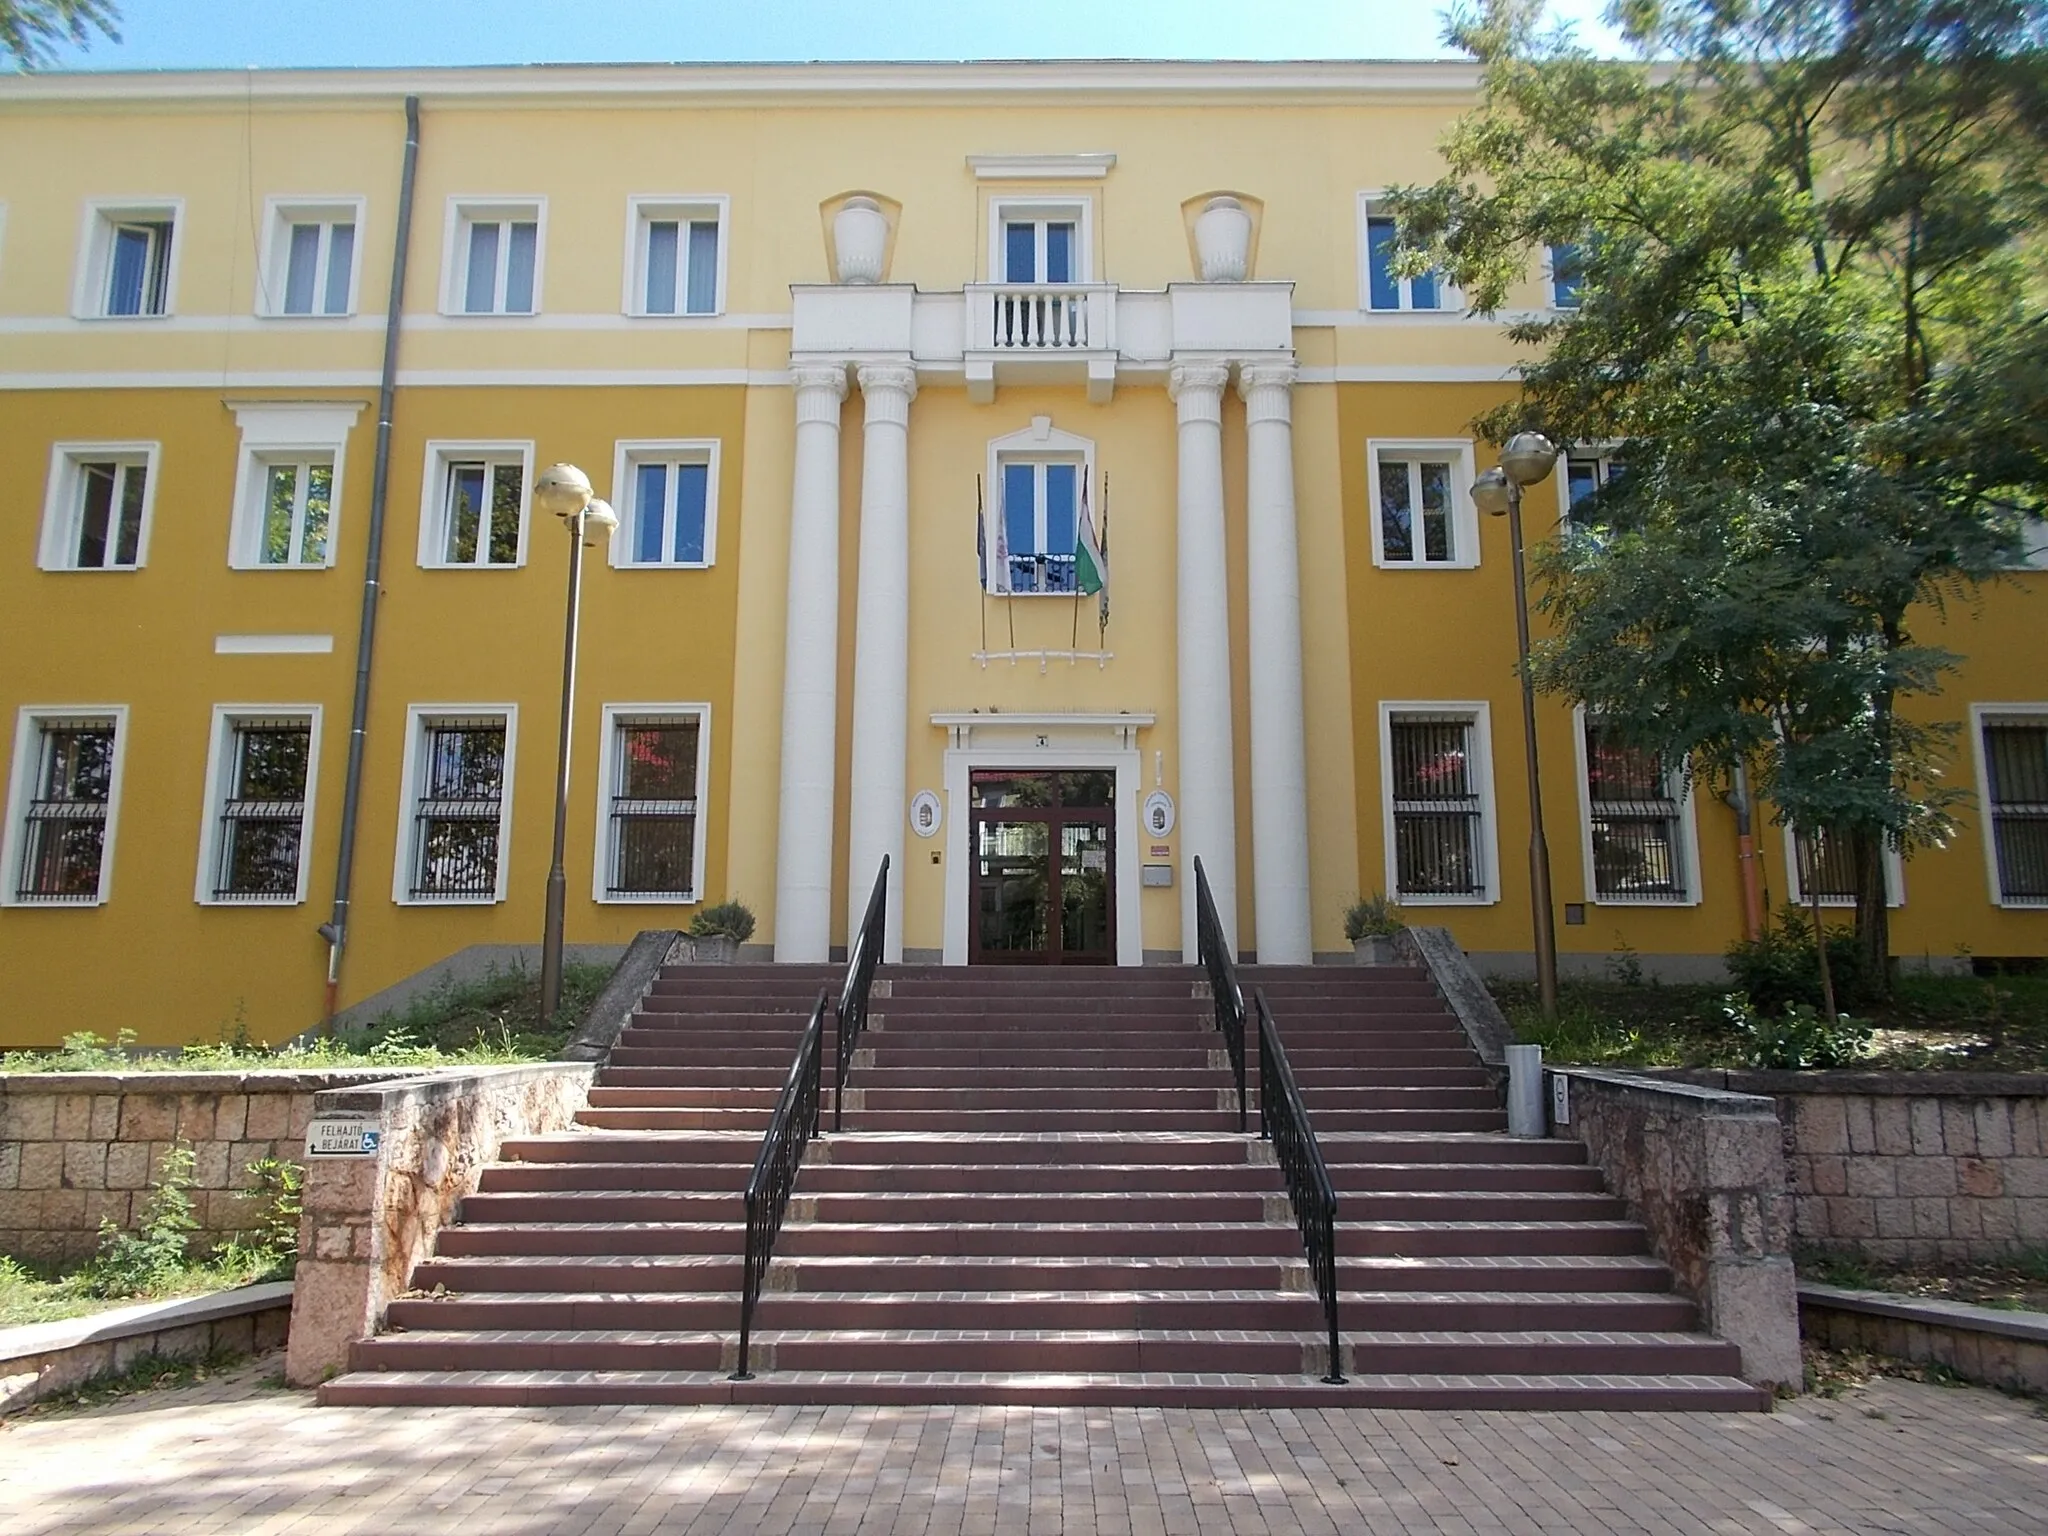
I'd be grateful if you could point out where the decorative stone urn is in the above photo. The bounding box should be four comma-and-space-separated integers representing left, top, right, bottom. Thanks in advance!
1193, 196, 1253, 283
832, 196, 888, 285
1353, 934, 1403, 966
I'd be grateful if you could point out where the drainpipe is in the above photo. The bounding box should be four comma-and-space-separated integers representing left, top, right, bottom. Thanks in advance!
319, 94, 421, 1025
1729, 760, 1764, 942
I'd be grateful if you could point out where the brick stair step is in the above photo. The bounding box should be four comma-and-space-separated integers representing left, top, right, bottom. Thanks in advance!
479, 1164, 751, 1192
773, 1252, 1305, 1285
862, 1048, 1215, 1068
1323, 1161, 1605, 1192
432, 1223, 739, 1257
1293, 1087, 1501, 1110
1344, 1253, 1675, 1292
837, 1111, 1241, 1132
598, 1068, 814, 1087
1340, 1220, 1650, 1257
812, 1133, 1258, 1166
460, 1193, 739, 1222
847, 1067, 1228, 1089
351, 1330, 731, 1373
1343, 1329, 1745, 1377
497, 1134, 759, 1164
1336, 1290, 1701, 1330
386, 1293, 739, 1331
409, 1254, 742, 1293
750, 1291, 1327, 1331
800, 1162, 1277, 1193
1318, 1133, 1588, 1164
586, 1087, 784, 1108
607, 1046, 809, 1066
755, 1330, 1325, 1375
1337, 1191, 1625, 1221
1286, 1049, 1477, 1066
576, 1109, 776, 1130
1307, 1110, 1508, 1132
317, 1368, 1766, 1411
1289, 1067, 1493, 1086
774, 1223, 1305, 1259
800, 1192, 1275, 1222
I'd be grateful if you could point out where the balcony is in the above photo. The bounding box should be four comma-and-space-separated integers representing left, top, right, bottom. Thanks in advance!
965, 283, 1118, 403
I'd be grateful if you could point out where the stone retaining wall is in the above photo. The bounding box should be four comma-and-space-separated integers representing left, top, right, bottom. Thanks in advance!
1667, 1071, 2048, 1265
0, 1071, 422, 1266
1799, 1282, 2048, 1396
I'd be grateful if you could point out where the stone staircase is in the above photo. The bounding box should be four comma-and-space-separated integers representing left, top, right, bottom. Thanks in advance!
319, 962, 1764, 1409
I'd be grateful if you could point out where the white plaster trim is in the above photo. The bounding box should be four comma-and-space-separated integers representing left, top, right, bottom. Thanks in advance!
213, 634, 336, 655
71, 196, 185, 320
254, 195, 369, 319
1781, 824, 1906, 909
192, 704, 323, 906
982, 415, 1096, 597
1364, 437, 1480, 570
607, 439, 722, 569
1569, 704, 1703, 908
226, 402, 366, 570
38, 440, 160, 572
591, 703, 712, 906
0, 704, 129, 909
985, 195, 1095, 284
968, 153, 1118, 180
1297, 364, 1520, 384
1969, 701, 2048, 909
620, 194, 731, 318
392, 704, 519, 907
0, 366, 797, 390
438, 196, 548, 318
416, 441, 535, 570
1377, 700, 1501, 906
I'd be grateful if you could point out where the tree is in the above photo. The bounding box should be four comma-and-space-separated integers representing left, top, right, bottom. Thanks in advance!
1, 0, 118, 70
1387, 0, 2048, 994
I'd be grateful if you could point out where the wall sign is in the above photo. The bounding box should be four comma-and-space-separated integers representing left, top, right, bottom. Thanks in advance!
1142, 790, 1176, 838
306, 1115, 381, 1158
909, 790, 943, 839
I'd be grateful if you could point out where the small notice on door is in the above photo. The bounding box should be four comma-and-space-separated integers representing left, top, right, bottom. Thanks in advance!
1082, 848, 1107, 872
306, 1115, 382, 1158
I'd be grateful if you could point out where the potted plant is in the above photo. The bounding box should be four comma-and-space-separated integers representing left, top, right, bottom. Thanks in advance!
1343, 893, 1406, 965
685, 900, 756, 964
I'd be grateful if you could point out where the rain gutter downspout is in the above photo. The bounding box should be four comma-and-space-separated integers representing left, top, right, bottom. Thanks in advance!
321, 94, 421, 1024
1730, 759, 1765, 942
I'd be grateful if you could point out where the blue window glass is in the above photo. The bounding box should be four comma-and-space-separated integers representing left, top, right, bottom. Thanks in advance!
1044, 464, 1077, 556
634, 463, 669, 563
685, 222, 719, 314
1567, 459, 1601, 509
284, 224, 321, 315
671, 463, 709, 562
1411, 268, 1440, 310
323, 224, 355, 314
644, 221, 678, 314
1003, 463, 1035, 587
1045, 222, 1074, 284
1552, 243, 1583, 308
504, 222, 537, 313
108, 226, 150, 315
464, 222, 499, 312
1005, 222, 1036, 283
1366, 217, 1400, 310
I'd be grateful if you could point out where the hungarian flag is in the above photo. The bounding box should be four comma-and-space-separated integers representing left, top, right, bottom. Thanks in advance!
1076, 476, 1109, 630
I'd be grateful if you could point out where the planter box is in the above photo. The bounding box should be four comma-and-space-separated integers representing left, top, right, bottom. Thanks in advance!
680, 934, 740, 964
1353, 935, 1403, 966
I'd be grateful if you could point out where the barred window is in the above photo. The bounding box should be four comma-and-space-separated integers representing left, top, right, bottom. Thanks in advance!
210, 719, 311, 902
1982, 716, 2048, 904
1583, 722, 1687, 901
603, 714, 702, 900
1388, 713, 1486, 897
1789, 826, 1860, 905
408, 718, 507, 900
14, 720, 116, 903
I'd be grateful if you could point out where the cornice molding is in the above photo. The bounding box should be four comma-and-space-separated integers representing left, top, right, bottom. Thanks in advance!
967, 153, 1117, 181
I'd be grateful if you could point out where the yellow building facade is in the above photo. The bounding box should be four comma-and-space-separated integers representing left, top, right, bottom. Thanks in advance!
0, 61, 2041, 1048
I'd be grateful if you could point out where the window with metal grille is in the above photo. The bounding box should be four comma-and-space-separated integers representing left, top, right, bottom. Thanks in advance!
1983, 716, 2048, 904
409, 719, 506, 899
1789, 827, 1860, 904
212, 720, 311, 901
993, 460, 1080, 594
605, 716, 701, 899
1388, 714, 1486, 897
1582, 721, 1686, 900
15, 721, 115, 903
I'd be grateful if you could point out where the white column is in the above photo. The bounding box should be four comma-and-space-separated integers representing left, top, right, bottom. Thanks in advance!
1169, 362, 1240, 961
1240, 361, 1313, 965
846, 363, 917, 962
773, 363, 849, 962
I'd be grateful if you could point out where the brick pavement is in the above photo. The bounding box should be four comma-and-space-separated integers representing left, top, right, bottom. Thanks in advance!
2, 1353, 2044, 1534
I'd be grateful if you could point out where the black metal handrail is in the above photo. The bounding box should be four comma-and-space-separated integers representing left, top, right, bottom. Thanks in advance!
1191, 856, 1246, 1131
834, 854, 890, 1131
1255, 987, 1344, 1385
732, 987, 827, 1381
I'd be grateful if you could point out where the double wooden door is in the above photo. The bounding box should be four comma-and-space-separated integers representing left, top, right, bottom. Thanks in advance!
969, 769, 1115, 965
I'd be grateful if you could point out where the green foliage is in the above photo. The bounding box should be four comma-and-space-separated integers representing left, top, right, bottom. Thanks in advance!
0, 0, 120, 70
240, 1156, 303, 1270
1342, 893, 1406, 941
1725, 904, 1873, 1013
689, 900, 758, 942
1722, 993, 1873, 1070
84, 1143, 197, 1298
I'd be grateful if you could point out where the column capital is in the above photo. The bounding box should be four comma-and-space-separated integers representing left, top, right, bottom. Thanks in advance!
1237, 360, 1299, 425
1168, 362, 1231, 423
857, 362, 919, 427
791, 363, 849, 427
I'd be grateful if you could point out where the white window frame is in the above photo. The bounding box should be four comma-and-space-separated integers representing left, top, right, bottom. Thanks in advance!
2012, 516, 2048, 571
228, 403, 364, 570
417, 441, 534, 570
392, 704, 518, 906
1366, 439, 1479, 570
986, 196, 1093, 284
608, 440, 721, 569
1557, 444, 1625, 528
1, 705, 129, 909
440, 197, 546, 317
592, 703, 712, 905
982, 416, 1096, 596
1970, 703, 2048, 909
1378, 701, 1501, 906
1781, 824, 1906, 909
256, 195, 366, 319
622, 195, 729, 318
1357, 192, 1457, 315
73, 197, 183, 320
1571, 707, 1702, 906
193, 705, 321, 906
1546, 242, 1584, 311
39, 441, 160, 572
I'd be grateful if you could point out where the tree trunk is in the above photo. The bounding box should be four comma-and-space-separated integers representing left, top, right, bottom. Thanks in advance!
1851, 827, 1891, 1001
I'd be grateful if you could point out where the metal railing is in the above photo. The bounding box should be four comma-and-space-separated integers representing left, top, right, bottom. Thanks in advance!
1191, 856, 1246, 1132
1255, 988, 1345, 1385
732, 986, 827, 1381
834, 855, 890, 1131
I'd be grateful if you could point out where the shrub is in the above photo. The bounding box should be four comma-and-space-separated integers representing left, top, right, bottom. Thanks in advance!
1722, 993, 1872, 1070
1724, 904, 1871, 1014
689, 900, 757, 942
1343, 893, 1404, 942
85, 1143, 198, 1297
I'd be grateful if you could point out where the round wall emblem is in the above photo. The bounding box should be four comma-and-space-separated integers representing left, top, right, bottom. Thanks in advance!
909, 790, 943, 838
1142, 790, 1176, 838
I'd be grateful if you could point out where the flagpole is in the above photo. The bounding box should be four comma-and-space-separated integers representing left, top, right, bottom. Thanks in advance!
1099, 472, 1111, 647
1071, 476, 1084, 649
976, 475, 987, 656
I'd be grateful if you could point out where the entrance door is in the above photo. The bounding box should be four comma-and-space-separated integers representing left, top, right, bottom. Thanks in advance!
970, 769, 1115, 965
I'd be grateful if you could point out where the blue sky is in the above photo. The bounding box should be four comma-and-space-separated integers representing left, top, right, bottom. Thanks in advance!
34, 0, 1627, 71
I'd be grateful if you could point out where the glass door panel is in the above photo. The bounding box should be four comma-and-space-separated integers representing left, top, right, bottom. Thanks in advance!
976, 819, 1050, 958
1060, 821, 1113, 960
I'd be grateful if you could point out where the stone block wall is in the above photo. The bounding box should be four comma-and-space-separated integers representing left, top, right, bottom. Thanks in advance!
1668, 1071, 2048, 1265
0, 1070, 421, 1265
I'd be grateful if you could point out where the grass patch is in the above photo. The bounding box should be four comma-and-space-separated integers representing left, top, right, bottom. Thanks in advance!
0, 961, 612, 1073
1798, 1245, 2048, 1314
0, 1253, 285, 1331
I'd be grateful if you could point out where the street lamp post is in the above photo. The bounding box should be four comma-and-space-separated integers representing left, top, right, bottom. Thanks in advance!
532, 463, 618, 1024
1473, 432, 1562, 1020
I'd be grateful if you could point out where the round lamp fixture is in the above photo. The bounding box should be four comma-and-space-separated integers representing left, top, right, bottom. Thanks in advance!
1471, 466, 1513, 518
533, 462, 594, 521
1500, 432, 1560, 487
583, 498, 619, 534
